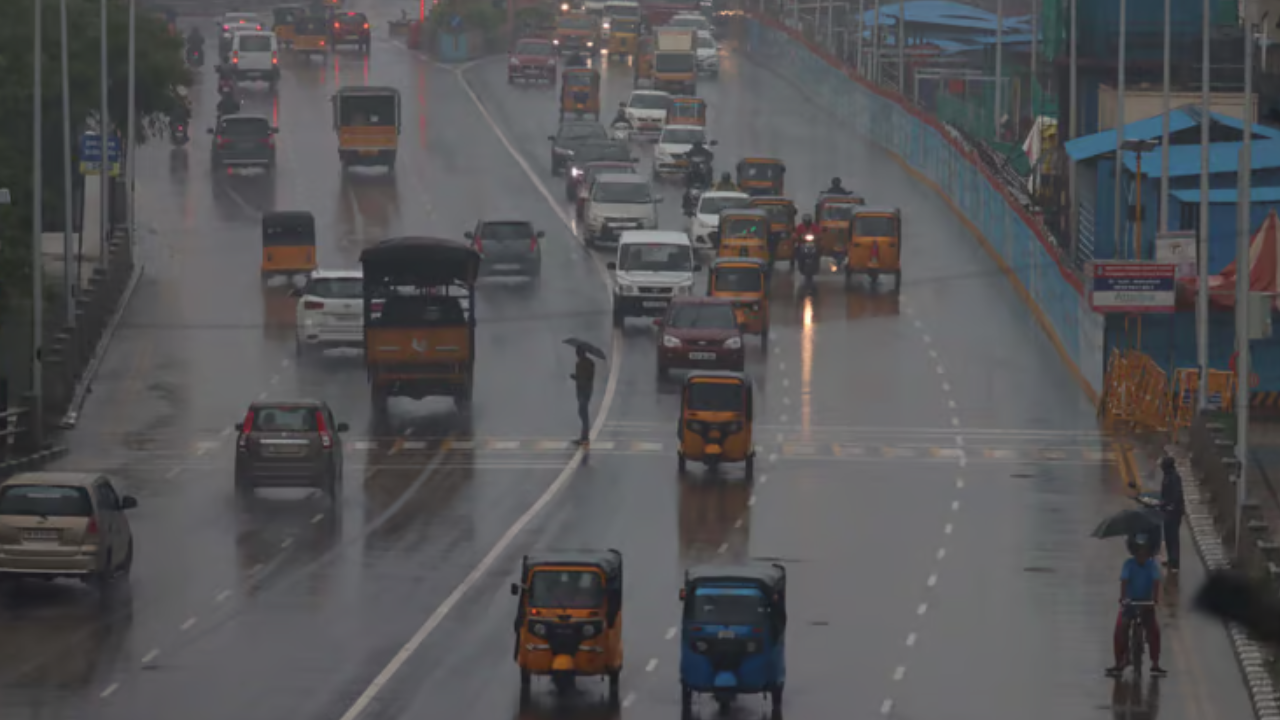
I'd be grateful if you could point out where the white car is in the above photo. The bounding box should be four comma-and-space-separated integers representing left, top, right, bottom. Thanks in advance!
695, 31, 719, 76
668, 13, 712, 33
585, 174, 662, 245
293, 270, 365, 358
653, 124, 713, 176
686, 191, 750, 247
624, 90, 673, 138
607, 230, 698, 325
218, 12, 263, 32
230, 31, 279, 85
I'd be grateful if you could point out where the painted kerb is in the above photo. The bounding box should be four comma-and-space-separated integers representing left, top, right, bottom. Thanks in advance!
740, 17, 1105, 397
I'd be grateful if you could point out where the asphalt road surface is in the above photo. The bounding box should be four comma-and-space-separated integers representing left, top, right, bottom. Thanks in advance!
0, 7, 1255, 720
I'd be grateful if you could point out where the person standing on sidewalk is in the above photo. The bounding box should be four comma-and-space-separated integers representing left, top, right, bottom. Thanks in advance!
1159, 455, 1186, 572
570, 347, 595, 444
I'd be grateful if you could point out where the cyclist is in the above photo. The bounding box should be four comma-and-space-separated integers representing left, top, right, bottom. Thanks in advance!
1107, 536, 1166, 677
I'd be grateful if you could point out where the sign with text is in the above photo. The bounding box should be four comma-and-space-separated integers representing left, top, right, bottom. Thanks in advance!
79, 132, 121, 177
1089, 261, 1177, 313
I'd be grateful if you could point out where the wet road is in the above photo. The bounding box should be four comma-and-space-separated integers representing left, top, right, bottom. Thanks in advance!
0, 7, 1255, 720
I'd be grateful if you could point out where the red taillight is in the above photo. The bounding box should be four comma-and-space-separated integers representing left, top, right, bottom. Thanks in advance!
86, 517, 99, 535
474, 237, 484, 254
223, 24, 230, 30
334, 21, 340, 28
256, 24, 262, 30
320, 39, 325, 45
530, 237, 539, 251
363, 22, 369, 29
303, 299, 324, 310
232, 50, 239, 63
315, 410, 333, 449
237, 410, 254, 449
272, 50, 278, 64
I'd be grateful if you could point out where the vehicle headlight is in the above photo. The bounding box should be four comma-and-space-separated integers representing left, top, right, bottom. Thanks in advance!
663, 334, 681, 347
676, 284, 693, 295
616, 282, 636, 294
509, 56, 519, 64
532, 623, 548, 637
602, 21, 610, 28
571, 167, 583, 177
560, 2, 569, 9
587, 40, 594, 47
724, 336, 742, 349
582, 624, 597, 638
693, 640, 709, 652
553, 38, 560, 44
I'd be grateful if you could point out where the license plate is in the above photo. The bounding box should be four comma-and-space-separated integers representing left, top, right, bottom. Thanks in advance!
642, 300, 667, 308
718, 630, 736, 639
492, 263, 520, 270
265, 445, 306, 456
689, 352, 716, 360
359, 150, 378, 156
22, 530, 59, 541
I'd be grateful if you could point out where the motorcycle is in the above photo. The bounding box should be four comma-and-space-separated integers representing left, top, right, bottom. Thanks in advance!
684, 156, 712, 190
610, 119, 632, 142
796, 233, 820, 284
682, 187, 701, 217
171, 120, 190, 146
186, 45, 204, 67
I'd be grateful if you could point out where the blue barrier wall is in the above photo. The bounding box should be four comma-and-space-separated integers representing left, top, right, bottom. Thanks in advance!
1110, 311, 1280, 392
741, 18, 1106, 397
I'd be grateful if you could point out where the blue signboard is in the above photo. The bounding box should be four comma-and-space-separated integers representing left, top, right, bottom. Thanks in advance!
1088, 261, 1177, 314
79, 132, 122, 177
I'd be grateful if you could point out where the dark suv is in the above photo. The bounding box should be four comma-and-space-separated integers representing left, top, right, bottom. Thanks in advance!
465, 220, 544, 278
332, 11, 371, 51
233, 400, 348, 497
209, 115, 277, 171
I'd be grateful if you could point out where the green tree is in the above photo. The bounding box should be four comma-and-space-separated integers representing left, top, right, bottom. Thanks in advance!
0, 0, 191, 318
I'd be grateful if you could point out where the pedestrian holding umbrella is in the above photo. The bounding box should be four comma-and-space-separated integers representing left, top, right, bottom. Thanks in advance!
564, 338, 606, 444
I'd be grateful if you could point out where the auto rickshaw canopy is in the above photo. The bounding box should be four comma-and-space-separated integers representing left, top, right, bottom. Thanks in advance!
684, 561, 785, 597
709, 257, 769, 291
749, 196, 796, 222
736, 158, 785, 181
521, 549, 623, 585
853, 206, 901, 231
611, 16, 640, 32
261, 211, 316, 246
273, 5, 305, 25
359, 236, 481, 286
681, 371, 754, 416
667, 96, 706, 125
718, 208, 772, 238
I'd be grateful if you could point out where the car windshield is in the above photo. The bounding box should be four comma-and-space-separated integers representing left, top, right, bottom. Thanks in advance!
629, 93, 670, 110
856, 215, 898, 236
689, 590, 769, 625
714, 266, 762, 292
560, 123, 607, 141
528, 569, 604, 609
558, 15, 596, 28
297, 17, 327, 33
655, 53, 695, 72
238, 34, 273, 51
0, 485, 93, 517
662, 128, 704, 145
576, 143, 630, 163
481, 222, 535, 242
686, 381, 743, 412
220, 118, 270, 137
224, 14, 258, 25
337, 13, 366, 25
699, 195, 751, 215
252, 406, 318, 432
619, 243, 692, 272
697, 35, 716, 49
820, 203, 856, 221
594, 181, 651, 204
722, 217, 766, 238
309, 278, 362, 299
516, 41, 553, 56
668, 302, 736, 329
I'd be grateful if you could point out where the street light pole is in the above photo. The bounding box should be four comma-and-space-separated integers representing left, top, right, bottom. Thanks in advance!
32, 0, 45, 443
1158, 0, 1171, 234
1113, 0, 1127, 258
872, 0, 881, 84
1234, 19, 1255, 554
1196, 0, 1211, 409
1068, 0, 1079, 261
126, 0, 136, 251
59, 0, 74, 327
99, 0, 109, 267
856, 0, 864, 76
994, 0, 1003, 137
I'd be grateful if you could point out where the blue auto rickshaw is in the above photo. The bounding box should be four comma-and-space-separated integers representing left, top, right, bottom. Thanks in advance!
679, 563, 787, 714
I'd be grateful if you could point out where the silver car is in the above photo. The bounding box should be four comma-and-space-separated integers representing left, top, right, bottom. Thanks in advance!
466, 220, 545, 278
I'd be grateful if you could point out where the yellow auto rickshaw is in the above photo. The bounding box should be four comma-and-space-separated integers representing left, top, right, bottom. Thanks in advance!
608, 16, 640, 56
293, 15, 330, 54
511, 549, 623, 699
261, 211, 317, 277
815, 194, 862, 260
666, 96, 706, 127
846, 206, 902, 290
333, 85, 401, 170
735, 158, 785, 197
272, 5, 305, 47
634, 36, 654, 86
712, 208, 772, 264
560, 67, 601, 119
749, 196, 797, 265
677, 371, 755, 474
708, 257, 770, 341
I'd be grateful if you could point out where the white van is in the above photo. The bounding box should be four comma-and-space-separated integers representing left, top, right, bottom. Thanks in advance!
231, 31, 280, 85
606, 230, 699, 325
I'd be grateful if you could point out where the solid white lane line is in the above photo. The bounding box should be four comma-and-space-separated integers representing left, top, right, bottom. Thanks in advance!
100, 683, 119, 698
141, 649, 160, 665
665, 627, 677, 640
180, 617, 197, 631
646, 658, 659, 672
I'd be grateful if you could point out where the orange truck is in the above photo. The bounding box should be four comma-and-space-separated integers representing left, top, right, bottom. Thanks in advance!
331, 85, 401, 170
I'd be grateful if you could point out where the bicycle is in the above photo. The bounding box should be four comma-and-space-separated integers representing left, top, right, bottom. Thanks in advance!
1122, 600, 1156, 675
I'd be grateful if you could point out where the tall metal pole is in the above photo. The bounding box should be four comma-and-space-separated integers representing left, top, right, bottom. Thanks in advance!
872, 0, 881, 84
1113, 0, 1127, 258
59, 0, 74, 327
856, 0, 864, 75
1030, 0, 1037, 121
1195, 0, 1211, 409
1234, 20, 1255, 554
1158, 0, 1172, 233
32, 0, 45, 443
1067, 0, 1079, 262
99, 0, 109, 267
126, 0, 136, 251
896, 11, 905, 93
994, 0, 1003, 137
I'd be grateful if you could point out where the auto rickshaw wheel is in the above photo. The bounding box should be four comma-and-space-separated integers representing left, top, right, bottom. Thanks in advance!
868, 269, 880, 284
891, 271, 902, 291
552, 672, 575, 694
607, 667, 621, 694
716, 696, 732, 715
745, 453, 754, 476
677, 452, 686, 472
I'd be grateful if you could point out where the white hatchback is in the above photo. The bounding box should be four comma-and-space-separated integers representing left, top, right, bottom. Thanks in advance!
293, 270, 365, 357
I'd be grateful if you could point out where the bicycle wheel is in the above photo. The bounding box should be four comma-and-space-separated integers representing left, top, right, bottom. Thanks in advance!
1130, 620, 1145, 675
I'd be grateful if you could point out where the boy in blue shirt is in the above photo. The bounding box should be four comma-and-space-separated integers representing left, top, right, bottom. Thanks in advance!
1107, 537, 1167, 676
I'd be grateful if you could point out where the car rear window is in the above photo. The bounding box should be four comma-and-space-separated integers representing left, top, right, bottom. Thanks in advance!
220, 118, 271, 137
309, 278, 362, 299
238, 34, 273, 52
253, 407, 319, 432
560, 123, 607, 141
668, 303, 736, 329
338, 13, 367, 25
480, 223, 535, 242
0, 485, 94, 517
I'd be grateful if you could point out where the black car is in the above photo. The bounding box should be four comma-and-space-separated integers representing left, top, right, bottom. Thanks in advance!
548, 120, 608, 176
209, 114, 277, 171
563, 140, 634, 201
233, 399, 348, 497
465, 220, 545, 278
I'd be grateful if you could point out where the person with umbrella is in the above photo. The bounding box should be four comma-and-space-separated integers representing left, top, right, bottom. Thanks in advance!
1107, 535, 1166, 677
565, 338, 605, 444
1158, 456, 1185, 572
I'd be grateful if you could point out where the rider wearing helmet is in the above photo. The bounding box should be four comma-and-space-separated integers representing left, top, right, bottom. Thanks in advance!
795, 212, 820, 239
712, 172, 736, 191
685, 139, 714, 166
823, 176, 853, 195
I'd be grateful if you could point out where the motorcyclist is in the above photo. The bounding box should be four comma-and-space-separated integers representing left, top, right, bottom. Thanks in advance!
712, 172, 736, 192
217, 65, 236, 96
170, 88, 192, 134
187, 26, 205, 50
611, 105, 631, 127
823, 176, 853, 195
685, 139, 714, 166
795, 213, 820, 239
216, 88, 242, 119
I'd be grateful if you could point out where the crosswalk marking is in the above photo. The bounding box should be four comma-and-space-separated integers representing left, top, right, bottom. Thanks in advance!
929, 448, 964, 459
537, 440, 574, 451
590, 440, 617, 450
489, 440, 521, 450
632, 441, 664, 452
782, 443, 817, 455
352, 441, 378, 450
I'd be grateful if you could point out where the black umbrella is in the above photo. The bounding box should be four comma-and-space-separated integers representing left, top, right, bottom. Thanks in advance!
1091, 507, 1164, 539
563, 337, 606, 360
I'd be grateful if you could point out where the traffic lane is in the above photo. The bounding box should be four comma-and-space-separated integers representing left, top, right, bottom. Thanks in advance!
888, 460, 1253, 720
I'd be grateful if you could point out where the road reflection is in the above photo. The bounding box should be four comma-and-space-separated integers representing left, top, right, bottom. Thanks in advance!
1110, 676, 1161, 719
515, 691, 620, 720
212, 171, 277, 219
261, 284, 297, 343
0, 583, 133, 690
678, 474, 752, 566
843, 288, 901, 320
235, 490, 341, 598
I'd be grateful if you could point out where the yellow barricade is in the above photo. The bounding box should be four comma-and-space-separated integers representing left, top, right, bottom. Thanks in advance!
1101, 350, 1174, 432
1172, 367, 1236, 431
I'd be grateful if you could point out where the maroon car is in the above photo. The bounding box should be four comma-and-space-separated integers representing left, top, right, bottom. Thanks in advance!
656, 297, 744, 377
576, 160, 638, 219
508, 38, 558, 83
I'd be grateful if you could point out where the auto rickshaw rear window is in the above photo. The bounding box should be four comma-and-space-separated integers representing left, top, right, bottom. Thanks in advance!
373, 295, 467, 327
723, 217, 765, 238
686, 381, 742, 412
742, 163, 781, 179
669, 303, 736, 329
620, 243, 692, 272
820, 203, 856, 221
856, 215, 898, 236
714, 266, 762, 292
699, 195, 750, 215
309, 278, 362, 298
613, 17, 639, 29
339, 96, 396, 126
253, 406, 320, 431
564, 72, 593, 87
755, 204, 791, 222
655, 54, 695, 72
529, 569, 604, 608
297, 17, 327, 33
688, 589, 768, 624
0, 485, 92, 517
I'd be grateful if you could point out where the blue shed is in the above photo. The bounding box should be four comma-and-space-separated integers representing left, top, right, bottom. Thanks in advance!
1165, 187, 1280, 273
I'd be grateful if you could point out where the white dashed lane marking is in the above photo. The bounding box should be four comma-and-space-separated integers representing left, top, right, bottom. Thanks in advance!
665, 627, 677, 640
100, 683, 119, 698
645, 659, 659, 672
180, 617, 197, 631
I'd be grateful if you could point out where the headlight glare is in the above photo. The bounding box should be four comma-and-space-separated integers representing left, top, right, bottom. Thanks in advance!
724, 336, 742, 349
532, 623, 547, 637
583, 624, 597, 638
663, 334, 681, 348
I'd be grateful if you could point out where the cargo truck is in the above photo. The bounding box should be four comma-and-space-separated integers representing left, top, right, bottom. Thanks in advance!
653, 27, 696, 94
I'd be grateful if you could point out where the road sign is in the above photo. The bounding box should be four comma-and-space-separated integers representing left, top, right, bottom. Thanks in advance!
79, 132, 122, 177
1088, 261, 1177, 314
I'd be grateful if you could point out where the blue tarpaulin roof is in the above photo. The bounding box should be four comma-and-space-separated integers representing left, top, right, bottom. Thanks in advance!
858, 0, 1026, 31
1064, 106, 1280, 163
1169, 186, 1280, 204
1123, 140, 1280, 178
